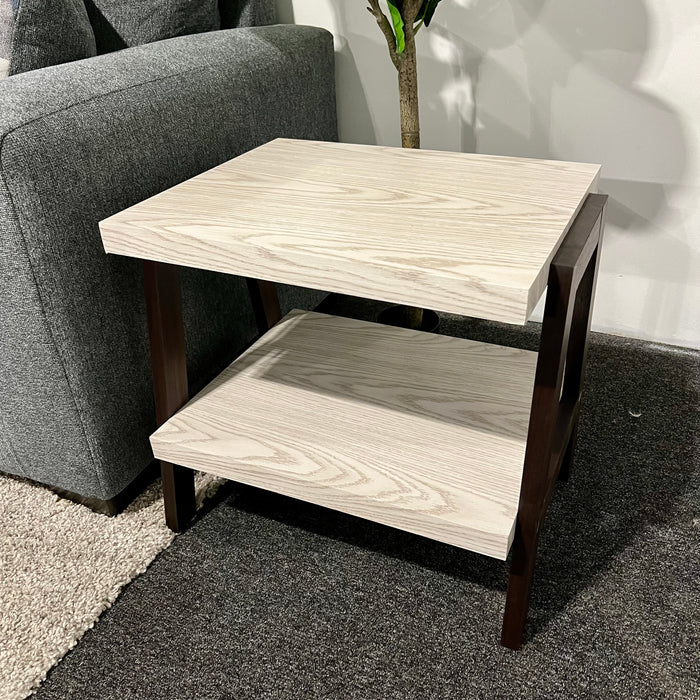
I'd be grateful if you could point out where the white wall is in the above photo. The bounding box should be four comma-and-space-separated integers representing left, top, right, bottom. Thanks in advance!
277, 0, 700, 349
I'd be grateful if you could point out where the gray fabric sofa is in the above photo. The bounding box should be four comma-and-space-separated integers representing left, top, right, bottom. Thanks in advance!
0, 4, 337, 505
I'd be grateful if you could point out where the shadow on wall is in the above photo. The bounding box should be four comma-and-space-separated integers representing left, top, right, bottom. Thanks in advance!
427, 0, 689, 343
424, 1, 686, 214
277, 0, 377, 144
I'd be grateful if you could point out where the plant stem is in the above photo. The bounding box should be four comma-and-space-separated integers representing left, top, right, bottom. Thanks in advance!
398, 26, 420, 149
367, 0, 400, 69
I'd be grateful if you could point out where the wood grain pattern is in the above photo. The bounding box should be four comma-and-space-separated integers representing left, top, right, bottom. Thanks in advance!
150, 311, 538, 559
100, 139, 600, 325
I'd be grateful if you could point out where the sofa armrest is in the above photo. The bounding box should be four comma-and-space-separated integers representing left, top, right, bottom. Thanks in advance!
0, 25, 336, 498
0, 23, 334, 152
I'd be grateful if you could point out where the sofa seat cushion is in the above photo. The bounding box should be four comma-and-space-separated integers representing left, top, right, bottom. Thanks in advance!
84, 0, 221, 54
6, 0, 96, 76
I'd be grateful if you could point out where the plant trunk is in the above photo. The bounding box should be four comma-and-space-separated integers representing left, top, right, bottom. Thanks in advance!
398, 36, 420, 149
397, 32, 423, 328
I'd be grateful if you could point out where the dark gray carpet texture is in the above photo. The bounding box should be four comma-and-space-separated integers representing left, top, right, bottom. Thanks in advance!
37, 296, 700, 699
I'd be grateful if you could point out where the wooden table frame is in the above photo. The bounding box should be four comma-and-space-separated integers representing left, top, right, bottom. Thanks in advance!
143, 193, 607, 650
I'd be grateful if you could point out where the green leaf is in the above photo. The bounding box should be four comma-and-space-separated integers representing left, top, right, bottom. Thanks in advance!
387, 1, 406, 54
417, 0, 441, 27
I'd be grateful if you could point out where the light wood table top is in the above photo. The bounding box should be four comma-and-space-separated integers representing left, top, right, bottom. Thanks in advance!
100, 139, 600, 324
150, 310, 538, 559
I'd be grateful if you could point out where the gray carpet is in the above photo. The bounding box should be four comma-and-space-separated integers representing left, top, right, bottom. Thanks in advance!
36, 296, 700, 699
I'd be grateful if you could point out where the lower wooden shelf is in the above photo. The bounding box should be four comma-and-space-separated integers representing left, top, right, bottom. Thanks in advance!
150, 310, 537, 560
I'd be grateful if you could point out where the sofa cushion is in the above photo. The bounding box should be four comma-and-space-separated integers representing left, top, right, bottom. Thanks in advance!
219, 0, 275, 29
84, 0, 220, 54
8, 0, 97, 76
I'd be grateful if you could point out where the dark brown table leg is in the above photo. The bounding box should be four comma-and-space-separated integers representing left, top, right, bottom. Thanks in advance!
246, 278, 282, 333
501, 193, 607, 649
143, 261, 195, 532
559, 245, 600, 482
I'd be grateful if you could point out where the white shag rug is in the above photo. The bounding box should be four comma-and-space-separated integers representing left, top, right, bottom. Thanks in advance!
0, 471, 222, 700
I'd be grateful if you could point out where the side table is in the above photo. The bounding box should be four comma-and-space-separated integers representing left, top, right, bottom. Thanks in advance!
100, 139, 606, 649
